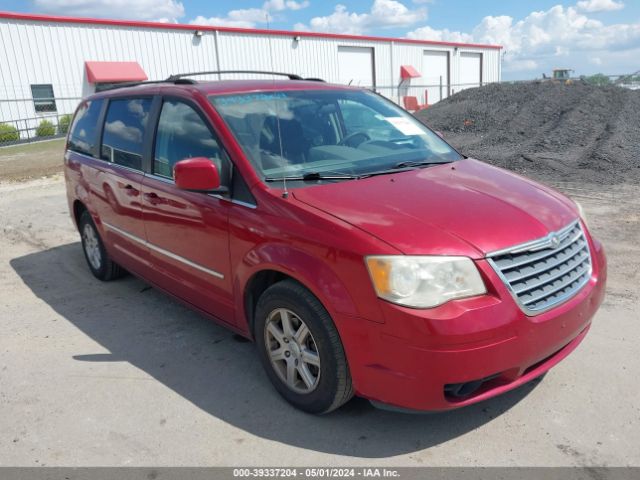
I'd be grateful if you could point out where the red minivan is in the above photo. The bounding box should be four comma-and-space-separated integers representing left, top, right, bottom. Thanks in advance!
64, 72, 606, 414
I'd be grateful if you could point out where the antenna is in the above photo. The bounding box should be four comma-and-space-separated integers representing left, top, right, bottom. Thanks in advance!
266, 13, 289, 199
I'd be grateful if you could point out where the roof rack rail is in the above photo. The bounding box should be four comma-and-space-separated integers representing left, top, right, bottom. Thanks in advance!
100, 71, 321, 92
100, 78, 196, 91
303, 77, 326, 82
166, 70, 304, 81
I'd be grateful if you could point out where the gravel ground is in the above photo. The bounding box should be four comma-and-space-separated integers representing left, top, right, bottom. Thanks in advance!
0, 175, 638, 466
1, 83, 639, 465
0, 139, 65, 182
417, 82, 640, 186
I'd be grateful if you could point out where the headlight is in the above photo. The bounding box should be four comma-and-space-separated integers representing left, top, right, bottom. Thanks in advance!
365, 255, 486, 308
575, 201, 588, 227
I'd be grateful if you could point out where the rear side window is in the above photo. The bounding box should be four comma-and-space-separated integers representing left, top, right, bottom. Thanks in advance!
153, 100, 223, 179
100, 98, 152, 171
68, 99, 104, 157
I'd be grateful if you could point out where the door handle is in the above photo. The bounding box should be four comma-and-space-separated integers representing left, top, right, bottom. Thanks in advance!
144, 192, 163, 205
122, 184, 139, 195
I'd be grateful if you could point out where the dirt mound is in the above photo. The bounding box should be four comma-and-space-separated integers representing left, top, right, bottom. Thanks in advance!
416, 81, 640, 185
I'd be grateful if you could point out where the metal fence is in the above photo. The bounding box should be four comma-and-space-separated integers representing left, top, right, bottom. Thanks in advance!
0, 82, 482, 147
1, 74, 638, 147
0, 96, 81, 147
375, 80, 488, 107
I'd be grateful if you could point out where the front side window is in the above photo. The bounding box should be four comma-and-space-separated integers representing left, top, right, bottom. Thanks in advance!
100, 98, 151, 170
210, 89, 461, 186
31, 84, 56, 112
68, 99, 104, 157
153, 100, 224, 179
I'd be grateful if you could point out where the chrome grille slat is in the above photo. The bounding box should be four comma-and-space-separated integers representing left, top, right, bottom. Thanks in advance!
503, 241, 587, 283
493, 230, 584, 271
520, 264, 591, 305
487, 220, 592, 315
512, 254, 590, 295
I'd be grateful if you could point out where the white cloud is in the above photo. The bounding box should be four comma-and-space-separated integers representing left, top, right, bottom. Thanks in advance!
189, 15, 255, 29
189, 0, 309, 29
507, 59, 539, 72
576, 0, 624, 13
33, 0, 185, 22
263, 0, 310, 11
407, 25, 472, 43
295, 0, 427, 35
406, 4, 640, 76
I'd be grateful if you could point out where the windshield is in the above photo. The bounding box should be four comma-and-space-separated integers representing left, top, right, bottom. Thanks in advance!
210, 89, 462, 184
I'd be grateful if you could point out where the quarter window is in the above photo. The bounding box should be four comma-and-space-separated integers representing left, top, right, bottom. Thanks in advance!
31, 84, 57, 112
100, 98, 151, 170
68, 99, 104, 157
154, 100, 223, 179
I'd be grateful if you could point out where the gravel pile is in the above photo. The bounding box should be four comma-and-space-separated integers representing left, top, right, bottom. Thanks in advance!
416, 81, 640, 185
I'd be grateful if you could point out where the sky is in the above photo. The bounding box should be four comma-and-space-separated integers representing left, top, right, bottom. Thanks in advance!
2, 0, 639, 80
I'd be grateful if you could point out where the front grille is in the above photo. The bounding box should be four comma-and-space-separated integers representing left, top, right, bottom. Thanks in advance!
487, 220, 592, 315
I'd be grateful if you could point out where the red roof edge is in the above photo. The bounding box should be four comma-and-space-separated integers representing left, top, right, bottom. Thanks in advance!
400, 65, 421, 79
85, 61, 147, 83
0, 11, 503, 50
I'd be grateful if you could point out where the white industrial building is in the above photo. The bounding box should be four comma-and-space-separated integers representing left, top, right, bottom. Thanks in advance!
0, 11, 501, 141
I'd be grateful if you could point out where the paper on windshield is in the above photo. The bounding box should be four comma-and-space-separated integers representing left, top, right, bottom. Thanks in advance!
384, 117, 425, 136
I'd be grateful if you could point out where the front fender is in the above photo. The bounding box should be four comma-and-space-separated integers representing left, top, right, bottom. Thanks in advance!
234, 243, 366, 334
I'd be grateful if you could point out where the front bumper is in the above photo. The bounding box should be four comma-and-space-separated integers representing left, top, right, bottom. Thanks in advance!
335, 237, 607, 412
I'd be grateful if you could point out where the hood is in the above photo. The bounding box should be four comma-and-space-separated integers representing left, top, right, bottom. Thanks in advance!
292, 159, 578, 258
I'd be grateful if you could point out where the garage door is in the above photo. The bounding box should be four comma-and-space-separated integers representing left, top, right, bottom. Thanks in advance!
422, 50, 450, 104
459, 52, 482, 91
338, 46, 375, 88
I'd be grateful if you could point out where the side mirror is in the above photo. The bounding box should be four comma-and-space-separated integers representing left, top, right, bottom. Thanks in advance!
174, 157, 226, 194
435, 131, 444, 138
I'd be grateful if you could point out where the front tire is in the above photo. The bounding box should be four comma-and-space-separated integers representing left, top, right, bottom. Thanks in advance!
79, 210, 125, 281
254, 280, 354, 414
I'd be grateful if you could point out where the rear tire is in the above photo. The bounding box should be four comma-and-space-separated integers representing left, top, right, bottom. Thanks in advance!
254, 279, 354, 414
79, 210, 125, 281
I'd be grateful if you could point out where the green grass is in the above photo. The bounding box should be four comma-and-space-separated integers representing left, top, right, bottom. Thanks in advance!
0, 138, 65, 157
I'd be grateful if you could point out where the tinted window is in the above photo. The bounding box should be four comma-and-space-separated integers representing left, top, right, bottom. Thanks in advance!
68, 99, 104, 157
154, 100, 223, 179
101, 98, 151, 170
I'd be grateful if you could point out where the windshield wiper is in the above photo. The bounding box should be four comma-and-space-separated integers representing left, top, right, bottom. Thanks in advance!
359, 160, 451, 179
264, 171, 359, 182
393, 160, 451, 169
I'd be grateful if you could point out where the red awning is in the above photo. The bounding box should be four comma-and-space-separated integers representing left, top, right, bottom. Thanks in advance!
85, 61, 147, 83
400, 65, 421, 79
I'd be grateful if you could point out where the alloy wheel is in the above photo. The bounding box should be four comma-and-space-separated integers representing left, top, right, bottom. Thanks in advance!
264, 308, 321, 394
82, 223, 102, 270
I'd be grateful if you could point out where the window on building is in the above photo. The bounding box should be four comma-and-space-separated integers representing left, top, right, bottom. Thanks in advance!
31, 84, 57, 112
153, 100, 224, 179
101, 98, 152, 171
68, 99, 104, 157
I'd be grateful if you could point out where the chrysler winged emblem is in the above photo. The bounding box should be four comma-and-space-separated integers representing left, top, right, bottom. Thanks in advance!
549, 233, 561, 249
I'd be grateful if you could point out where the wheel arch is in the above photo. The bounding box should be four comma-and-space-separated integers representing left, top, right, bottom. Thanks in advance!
72, 199, 88, 230
237, 246, 359, 337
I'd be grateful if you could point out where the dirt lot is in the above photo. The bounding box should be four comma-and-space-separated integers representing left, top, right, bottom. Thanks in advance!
1, 83, 639, 465
0, 139, 65, 183
0, 171, 639, 466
